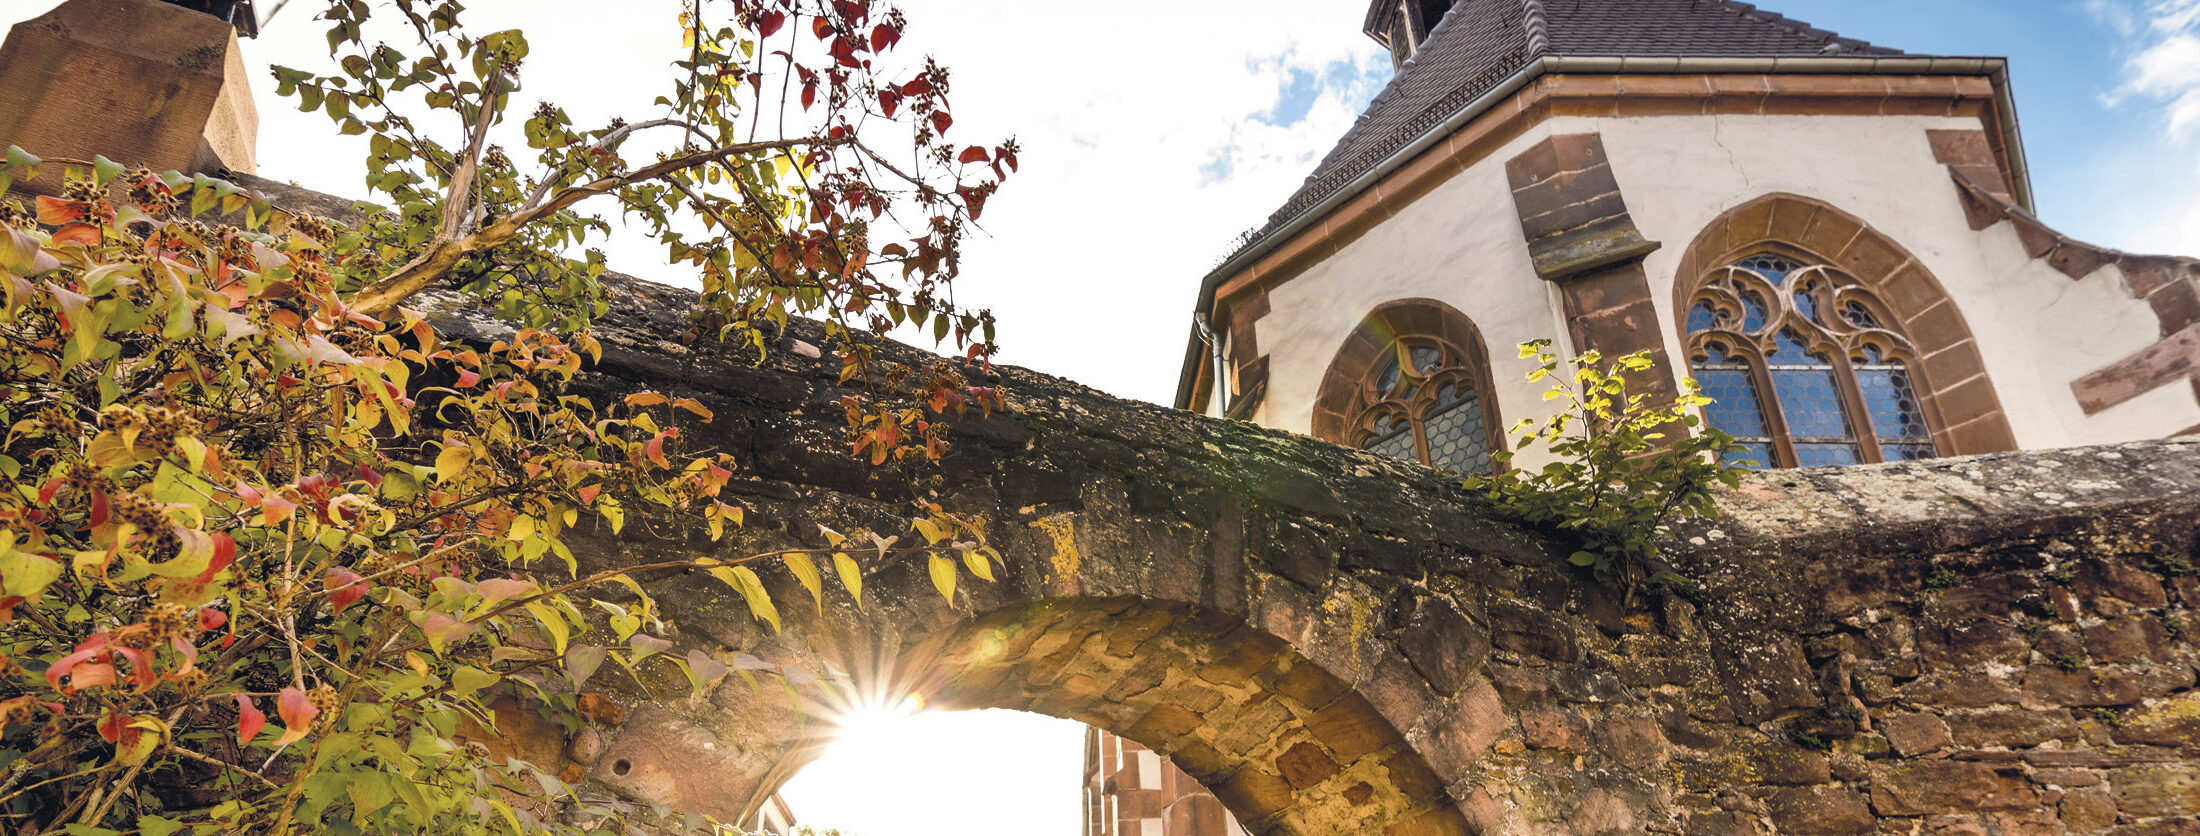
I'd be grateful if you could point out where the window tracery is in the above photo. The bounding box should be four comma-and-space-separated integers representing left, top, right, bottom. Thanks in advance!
1685, 253, 1938, 468
1349, 338, 1494, 474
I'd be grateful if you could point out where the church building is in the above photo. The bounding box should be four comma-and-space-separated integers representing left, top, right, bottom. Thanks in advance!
1172, 0, 2200, 477
1099, 0, 2200, 834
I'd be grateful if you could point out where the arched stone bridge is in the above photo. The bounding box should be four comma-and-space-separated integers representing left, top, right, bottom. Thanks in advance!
438, 277, 2200, 836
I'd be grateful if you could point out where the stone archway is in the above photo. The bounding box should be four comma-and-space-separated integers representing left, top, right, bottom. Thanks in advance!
432, 273, 2200, 836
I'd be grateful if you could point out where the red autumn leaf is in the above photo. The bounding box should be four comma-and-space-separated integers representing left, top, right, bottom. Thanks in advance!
98, 709, 129, 743
812, 15, 834, 38
192, 534, 235, 584
757, 10, 785, 37
37, 479, 60, 505
454, 367, 481, 388
957, 146, 989, 164
51, 224, 100, 247
274, 687, 317, 745
67, 663, 118, 692
46, 634, 111, 691
235, 694, 267, 745
871, 23, 897, 52
166, 634, 198, 677
801, 80, 818, 110
577, 484, 602, 506
930, 111, 953, 135
900, 77, 930, 97
325, 567, 367, 614
197, 607, 227, 633
259, 493, 298, 526
645, 430, 674, 468
112, 644, 156, 690
0, 596, 21, 623
88, 490, 110, 527
959, 184, 988, 219
355, 463, 384, 489
878, 89, 901, 118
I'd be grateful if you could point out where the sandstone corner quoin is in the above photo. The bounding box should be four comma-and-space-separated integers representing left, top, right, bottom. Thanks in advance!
421, 266, 2200, 836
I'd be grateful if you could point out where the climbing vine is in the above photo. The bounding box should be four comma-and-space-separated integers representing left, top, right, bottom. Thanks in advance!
0, 0, 1013, 832
1463, 341, 1746, 601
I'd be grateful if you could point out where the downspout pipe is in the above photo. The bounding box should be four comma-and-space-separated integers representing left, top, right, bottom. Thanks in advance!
1193, 312, 1228, 416
1173, 53, 2027, 409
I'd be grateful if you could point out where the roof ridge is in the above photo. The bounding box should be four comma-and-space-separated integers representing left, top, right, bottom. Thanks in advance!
1521, 0, 1551, 56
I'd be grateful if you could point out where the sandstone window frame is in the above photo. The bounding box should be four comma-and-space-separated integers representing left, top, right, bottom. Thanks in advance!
1314, 299, 1503, 474
1671, 193, 2017, 461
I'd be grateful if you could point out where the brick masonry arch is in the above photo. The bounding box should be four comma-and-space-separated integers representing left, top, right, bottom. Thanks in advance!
1671, 192, 2018, 456
421, 271, 2200, 836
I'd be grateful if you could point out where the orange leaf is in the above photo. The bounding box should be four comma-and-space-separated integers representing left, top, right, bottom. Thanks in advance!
624, 392, 669, 408
50, 224, 99, 247
274, 686, 317, 745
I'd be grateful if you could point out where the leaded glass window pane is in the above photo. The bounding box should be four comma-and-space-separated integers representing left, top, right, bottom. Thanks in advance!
1685, 252, 1949, 467
1737, 254, 1798, 286
1350, 340, 1496, 475
1423, 385, 1489, 474
1794, 443, 1862, 466
1740, 291, 1769, 333
1687, 302, 1719, 333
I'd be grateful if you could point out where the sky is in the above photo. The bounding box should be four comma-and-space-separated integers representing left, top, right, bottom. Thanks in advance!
176, 1, 2200, 834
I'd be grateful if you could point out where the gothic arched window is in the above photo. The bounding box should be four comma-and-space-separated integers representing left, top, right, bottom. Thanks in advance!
1352, 339, 1494, 473
1686, 253, 1938, 469
1314, 300, 1503, 475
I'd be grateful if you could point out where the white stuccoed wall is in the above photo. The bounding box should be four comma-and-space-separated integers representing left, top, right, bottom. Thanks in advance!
1227, 111, 2198, 461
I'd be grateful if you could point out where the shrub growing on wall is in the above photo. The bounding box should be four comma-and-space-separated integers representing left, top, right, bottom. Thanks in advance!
0, 0, 1013, 832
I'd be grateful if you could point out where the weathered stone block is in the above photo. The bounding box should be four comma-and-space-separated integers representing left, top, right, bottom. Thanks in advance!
1521, 709, 1591, 753
1871, 761, 2038, 815
2112, 764, 2200, 817
2061, 786, 2119, 832
1398, 596, 1487, 696
1881, 712, 1951, 757
1946, 709, 2079, 748
1765, 785, 1876, 836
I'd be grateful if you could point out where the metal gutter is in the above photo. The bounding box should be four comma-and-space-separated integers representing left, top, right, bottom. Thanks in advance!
1173, 53, 2025, 409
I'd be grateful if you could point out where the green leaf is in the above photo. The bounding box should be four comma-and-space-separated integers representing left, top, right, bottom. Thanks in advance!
5, 146, 40, 177
451, 665, 499, 698
91, 155, 123, 188
135, 816, 185, 836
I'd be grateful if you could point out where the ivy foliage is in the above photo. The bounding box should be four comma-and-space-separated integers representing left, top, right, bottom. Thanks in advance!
0, 0, 1017, 833
1463, 340, 1748, 601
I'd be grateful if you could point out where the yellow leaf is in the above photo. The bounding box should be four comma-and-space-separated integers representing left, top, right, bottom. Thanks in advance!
506, 514, 536, 542
599, 498, 624, 534
927, 552, 956, 601
832, 552, 863, 610
524, 602, 569, 654
961, 548, 995, 583
783, 552, 823, 613
817, 524, 846, 547
710, 565, 781, 633
912, 518, 944, 545
434, 444, 473, 483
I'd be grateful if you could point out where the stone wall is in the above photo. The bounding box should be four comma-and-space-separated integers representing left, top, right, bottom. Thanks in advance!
403, 264, 2200, 835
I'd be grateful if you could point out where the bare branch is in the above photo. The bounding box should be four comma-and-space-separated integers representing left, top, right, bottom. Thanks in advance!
521, 118, 709, 212
439, 71, 505, 240
346, 133, 852, 317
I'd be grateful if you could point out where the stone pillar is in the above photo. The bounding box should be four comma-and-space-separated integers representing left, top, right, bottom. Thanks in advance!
1505, 132, 1676, 400
0, 0, 258, 193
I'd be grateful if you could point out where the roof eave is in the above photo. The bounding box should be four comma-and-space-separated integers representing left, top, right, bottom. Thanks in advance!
1173, 53, 2023, 410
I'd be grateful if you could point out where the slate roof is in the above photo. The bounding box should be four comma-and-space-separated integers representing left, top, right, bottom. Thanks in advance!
1231, 0, 1902, 257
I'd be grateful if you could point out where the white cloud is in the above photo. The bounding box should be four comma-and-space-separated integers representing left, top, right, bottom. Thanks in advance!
244, 1, 1390, 406
2093, 0, 2200, 251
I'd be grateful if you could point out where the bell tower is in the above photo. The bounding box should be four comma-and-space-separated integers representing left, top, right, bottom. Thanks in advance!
0, 0, 261, 192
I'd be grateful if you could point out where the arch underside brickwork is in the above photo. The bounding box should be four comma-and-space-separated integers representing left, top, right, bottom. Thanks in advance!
1672, 193, 2018, 457
432, 275, 2200, 836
